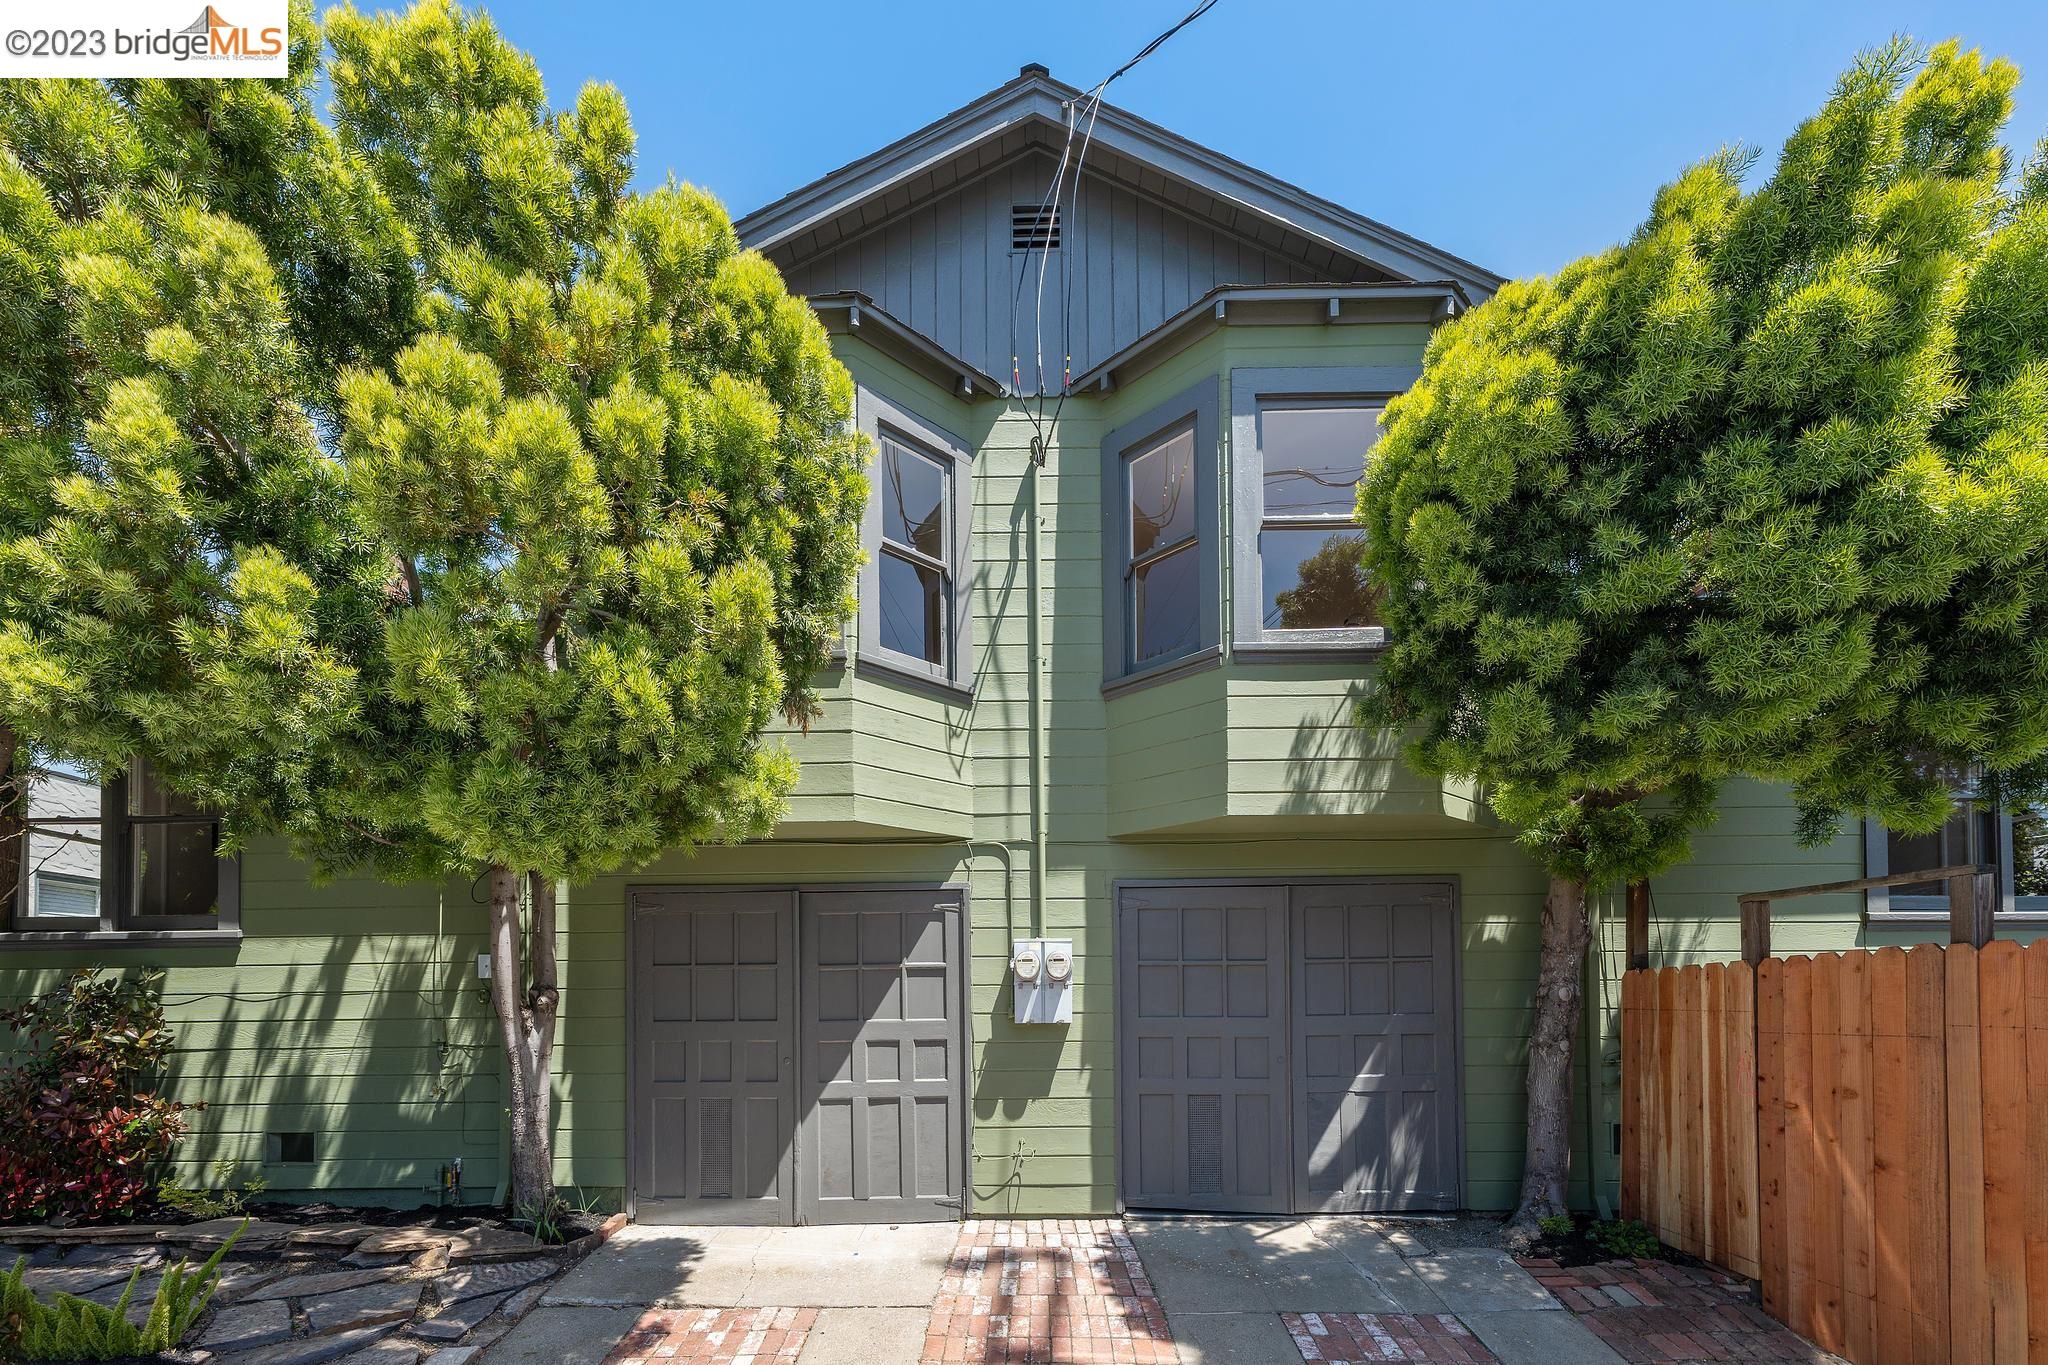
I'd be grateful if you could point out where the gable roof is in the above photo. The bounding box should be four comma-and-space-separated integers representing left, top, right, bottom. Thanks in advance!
735, 65, 1502, 302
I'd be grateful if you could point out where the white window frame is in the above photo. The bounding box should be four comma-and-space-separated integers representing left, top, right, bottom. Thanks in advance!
1228, 366, 1418, 658
854, 387, 973, 697
1864, 802, 2048, 923
7, 758, 241, 945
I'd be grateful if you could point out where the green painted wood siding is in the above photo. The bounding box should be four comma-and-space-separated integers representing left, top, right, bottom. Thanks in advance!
2, 320, 1984, 1221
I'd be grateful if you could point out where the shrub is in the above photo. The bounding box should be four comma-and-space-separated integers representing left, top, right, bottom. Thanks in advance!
0, 968, 190, 1222
1586, 1218, 1663, 1261
1537, 1214, 1575, 1239
0, 1223, 239, 1359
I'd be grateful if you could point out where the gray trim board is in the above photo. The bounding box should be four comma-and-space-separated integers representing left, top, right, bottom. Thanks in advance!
1101, 378, 1221, 688
811, 292, 1005, 398
1228, 366, 1420, 655
856, 386, 976, 697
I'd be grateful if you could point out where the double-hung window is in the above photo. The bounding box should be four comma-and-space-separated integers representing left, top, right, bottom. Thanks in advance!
1230, 367, 1417, 653
1865, 796, 2048, 919
855, 388, 972, 694
10, 758, 240, 939
1101, 380, 1220, 687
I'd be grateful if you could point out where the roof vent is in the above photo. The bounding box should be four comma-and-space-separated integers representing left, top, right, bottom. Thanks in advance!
1012, 204, 1061, 251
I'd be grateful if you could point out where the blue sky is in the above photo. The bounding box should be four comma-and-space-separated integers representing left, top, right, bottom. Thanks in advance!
429, 0, 2046, 280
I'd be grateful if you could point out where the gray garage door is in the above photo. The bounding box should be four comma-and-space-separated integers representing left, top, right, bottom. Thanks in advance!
1117, 884, 1291, 1213
798, 889, 964, 1223
1117, 880, 1460, 1214
633, 890, 797, 1224
1293, 881, 1460, 1212
632, 886, 964, 1226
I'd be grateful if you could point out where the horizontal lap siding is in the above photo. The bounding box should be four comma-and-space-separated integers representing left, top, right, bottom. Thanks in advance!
0, 847, 500, 1203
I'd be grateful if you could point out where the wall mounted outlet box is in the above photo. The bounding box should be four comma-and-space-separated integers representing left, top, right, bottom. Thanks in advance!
475, 953, 491, 980
1012, 937, 1073, 1024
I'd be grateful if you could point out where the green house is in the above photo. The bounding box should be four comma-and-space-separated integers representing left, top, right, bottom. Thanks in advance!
6, 66, 2044, 1223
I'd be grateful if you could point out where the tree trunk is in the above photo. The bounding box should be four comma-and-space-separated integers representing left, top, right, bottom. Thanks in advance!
486, 864, 560, 1214
0, 723, 20, 925
1507, 871, 1592, 1243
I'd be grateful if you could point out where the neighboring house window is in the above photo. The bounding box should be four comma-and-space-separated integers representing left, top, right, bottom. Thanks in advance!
1101, 379, 1220, 688
1865, 799, 2048, 917
9, 758, 240, 938
855, 387, 972, 694
1229, 366, 1420, 654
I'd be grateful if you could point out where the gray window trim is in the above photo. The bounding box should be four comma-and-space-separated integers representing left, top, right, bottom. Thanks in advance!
854, 386, 973, 697
1101, 378, 1220, 687
9, 762, 241, 942
1228, 366, 1420, 654
1862, 808, 2044, 921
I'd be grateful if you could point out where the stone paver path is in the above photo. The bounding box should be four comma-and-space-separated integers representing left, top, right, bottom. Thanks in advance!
1517, 1257, 1842, 1364
603, 1307, 817, 1363
924, 1221, 1176, 1364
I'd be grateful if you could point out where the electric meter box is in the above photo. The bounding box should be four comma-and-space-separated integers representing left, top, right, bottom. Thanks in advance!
1011, 937, 1073, 1024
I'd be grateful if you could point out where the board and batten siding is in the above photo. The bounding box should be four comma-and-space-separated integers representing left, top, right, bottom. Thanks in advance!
777, 150, 1365, 394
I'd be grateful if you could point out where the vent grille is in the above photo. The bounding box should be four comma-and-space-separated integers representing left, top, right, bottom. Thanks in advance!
1187, 1094, 1222, 1195
700, 1098, 733, 1197
1012, 204, 1060, 251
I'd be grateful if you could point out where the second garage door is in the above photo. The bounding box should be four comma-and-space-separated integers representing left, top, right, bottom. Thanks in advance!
1117, 879, 1461, 1214
631, 886, 965, 1225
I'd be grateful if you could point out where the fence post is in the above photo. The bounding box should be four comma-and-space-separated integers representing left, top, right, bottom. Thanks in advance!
1626, 881, 1650, 971
1947, 870, 1995, 947
1740, 897, 1771, 965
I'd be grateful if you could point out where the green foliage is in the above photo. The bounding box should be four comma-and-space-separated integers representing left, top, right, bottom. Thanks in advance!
1537, 1213, 1575, 1239
310, 0, 868, 882
1585, 1218, 1664, 1261
0, 968, 189, 1222
157, 1159, 268, 1220
0, 10, 404, 840
1359, 38, 2048, 885
0, 1224, 239, 1360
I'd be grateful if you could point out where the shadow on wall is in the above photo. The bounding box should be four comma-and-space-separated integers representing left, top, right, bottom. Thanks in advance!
162, 868, 505, 1210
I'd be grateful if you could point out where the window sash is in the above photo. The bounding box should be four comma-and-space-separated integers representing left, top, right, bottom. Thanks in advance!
1866, 805, 2048, 916
9, 765, 235, 935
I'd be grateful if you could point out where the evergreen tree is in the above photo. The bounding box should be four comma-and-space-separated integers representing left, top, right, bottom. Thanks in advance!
0, 3, 411, 916
1357, 40, 2048, 1238
321, 0, 867, 1209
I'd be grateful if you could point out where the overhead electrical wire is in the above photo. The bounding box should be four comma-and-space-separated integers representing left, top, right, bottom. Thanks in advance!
1011, 0, 1222, 461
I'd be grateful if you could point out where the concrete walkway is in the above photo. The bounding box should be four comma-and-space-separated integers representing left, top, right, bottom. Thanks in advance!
484, 1217, 1629, 1365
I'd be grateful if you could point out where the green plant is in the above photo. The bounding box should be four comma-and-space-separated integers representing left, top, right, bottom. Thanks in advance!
1586, 1219, 1663, 1262
0, 1223, 240, 1360
158, 1160, 270, 1219
1357, 37, 2048, 1238
1537, 1214, 1575, 1239
0, 968, 190, 1221
515, 1186, 607, 1245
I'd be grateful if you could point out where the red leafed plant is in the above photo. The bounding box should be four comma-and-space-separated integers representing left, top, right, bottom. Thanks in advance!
0, 968, 191, 1223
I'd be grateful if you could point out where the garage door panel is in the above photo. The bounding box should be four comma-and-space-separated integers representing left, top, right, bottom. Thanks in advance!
1291, 882, 1460, 1214
798, 889, 964, 1224
633, 891, 797, 1225
1117, 885, 1290, 1213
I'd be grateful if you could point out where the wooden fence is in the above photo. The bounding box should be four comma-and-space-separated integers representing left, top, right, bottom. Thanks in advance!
1621, 940, 2048, 1365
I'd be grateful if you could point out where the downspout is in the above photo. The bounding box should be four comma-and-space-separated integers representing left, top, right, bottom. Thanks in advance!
1028, 438, 1048, 937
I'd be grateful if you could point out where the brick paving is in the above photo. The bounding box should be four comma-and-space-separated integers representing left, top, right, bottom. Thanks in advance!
1282, 1310, 1499, 1363
1516, 1257, 1839, 1363
923, 1219, 1179, 1364
602, 1307, 817, 1364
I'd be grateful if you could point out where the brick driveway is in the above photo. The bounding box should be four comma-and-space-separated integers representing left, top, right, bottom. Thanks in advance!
1516, 1257, 1843, 1364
